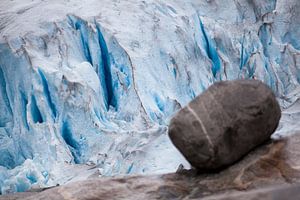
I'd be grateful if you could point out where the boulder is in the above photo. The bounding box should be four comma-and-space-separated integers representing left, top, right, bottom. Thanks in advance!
168, 79, 281, 171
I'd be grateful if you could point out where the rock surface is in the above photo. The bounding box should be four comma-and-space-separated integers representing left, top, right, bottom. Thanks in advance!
201, 184, 300, 200
169, 79, 281, 171
1, 133, 300, 200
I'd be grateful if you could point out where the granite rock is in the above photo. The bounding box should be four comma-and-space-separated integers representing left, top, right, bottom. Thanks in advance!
169, 79, 281, 171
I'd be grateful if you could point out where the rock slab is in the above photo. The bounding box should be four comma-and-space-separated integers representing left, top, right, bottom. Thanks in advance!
169, 79, 281, 171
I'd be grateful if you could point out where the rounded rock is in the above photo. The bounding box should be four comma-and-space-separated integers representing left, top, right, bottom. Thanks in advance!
168, 79, 281, 171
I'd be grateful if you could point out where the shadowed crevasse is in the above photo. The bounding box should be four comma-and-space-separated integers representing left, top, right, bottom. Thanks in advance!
67, 15, 116, 110
198, 17, 221, 78
38, 68, 57, 119
61, 119, 81, 164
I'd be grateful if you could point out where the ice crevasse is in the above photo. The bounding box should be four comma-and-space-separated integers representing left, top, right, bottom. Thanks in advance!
0, 0, 300, 194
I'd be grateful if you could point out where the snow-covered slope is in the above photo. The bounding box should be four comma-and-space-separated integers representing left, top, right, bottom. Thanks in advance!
0, 0, 299, 194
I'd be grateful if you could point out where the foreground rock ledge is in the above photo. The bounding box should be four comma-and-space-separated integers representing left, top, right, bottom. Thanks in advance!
2, 134, 300, 200
169, 79, 281, 171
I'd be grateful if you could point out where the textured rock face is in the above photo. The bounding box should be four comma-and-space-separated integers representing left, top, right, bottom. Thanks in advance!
1, 133, 300, 200
201, 184, 300, 200
169, 79, 281, 170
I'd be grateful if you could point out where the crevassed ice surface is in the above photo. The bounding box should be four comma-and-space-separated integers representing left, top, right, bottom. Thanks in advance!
0, 0, 300, 194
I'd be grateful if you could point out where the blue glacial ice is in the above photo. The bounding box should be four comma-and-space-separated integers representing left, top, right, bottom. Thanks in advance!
0, 0, 300, 194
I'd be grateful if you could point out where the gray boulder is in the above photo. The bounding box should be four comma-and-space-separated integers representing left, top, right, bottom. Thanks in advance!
168, 79, 281, 171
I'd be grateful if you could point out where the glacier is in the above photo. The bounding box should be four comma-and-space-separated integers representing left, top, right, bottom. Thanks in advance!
0, 0, 300, 194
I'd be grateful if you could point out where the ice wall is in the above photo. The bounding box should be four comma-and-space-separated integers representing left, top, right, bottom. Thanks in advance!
0, 0, 299, 194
